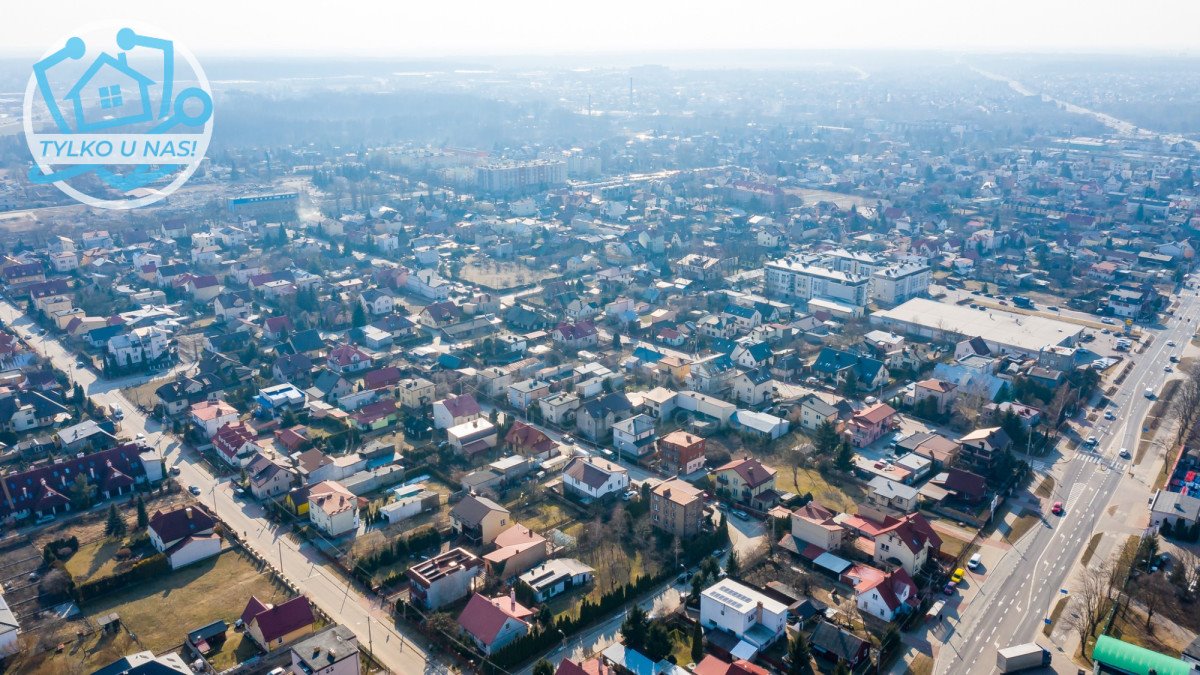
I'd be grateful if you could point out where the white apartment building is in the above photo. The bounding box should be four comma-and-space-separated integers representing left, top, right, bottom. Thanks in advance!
764, 258, 869, 313
871, 261, 931, 305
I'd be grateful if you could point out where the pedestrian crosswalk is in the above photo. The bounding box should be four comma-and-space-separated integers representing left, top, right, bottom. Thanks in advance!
1073, 451, 1127, 472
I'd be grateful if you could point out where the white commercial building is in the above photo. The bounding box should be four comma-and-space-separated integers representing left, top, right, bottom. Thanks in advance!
871, 297, 1084, 358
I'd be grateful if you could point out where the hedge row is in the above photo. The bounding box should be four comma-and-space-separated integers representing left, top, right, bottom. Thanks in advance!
76, 552, 170, 602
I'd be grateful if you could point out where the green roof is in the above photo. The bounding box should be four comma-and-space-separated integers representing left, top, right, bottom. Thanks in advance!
1092, 635, 1192, 675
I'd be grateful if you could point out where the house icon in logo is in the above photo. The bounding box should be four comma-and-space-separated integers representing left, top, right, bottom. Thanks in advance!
64, 52, 154, 132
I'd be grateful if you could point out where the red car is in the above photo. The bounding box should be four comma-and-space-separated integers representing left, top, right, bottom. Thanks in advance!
1051, 501, 1064, 516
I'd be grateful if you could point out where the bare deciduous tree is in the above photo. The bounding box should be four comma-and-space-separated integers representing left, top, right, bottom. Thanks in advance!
1130, 573, 1171, 631
1067, 560, 1112, 648
1169, 364, 1200, 446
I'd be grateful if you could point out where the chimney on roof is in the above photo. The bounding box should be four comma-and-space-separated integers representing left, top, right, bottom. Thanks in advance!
186, 507, 193, 520
510, 588, 517, 611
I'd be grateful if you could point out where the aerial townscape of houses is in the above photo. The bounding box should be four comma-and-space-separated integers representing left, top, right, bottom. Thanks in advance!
1, 59, 1200, 675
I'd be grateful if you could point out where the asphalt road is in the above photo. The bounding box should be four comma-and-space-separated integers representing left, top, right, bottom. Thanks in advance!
933, 288, 1200, 675
0, 300, 445, 675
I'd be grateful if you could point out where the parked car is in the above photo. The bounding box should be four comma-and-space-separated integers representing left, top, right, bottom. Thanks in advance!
189, 485, 202, 496
967, 553, 983, 571
1104, 411, 1116, 420
942, 582, 957, 595
733, 510, 749, 520
169, 466, 181, 476
950, 568, 965, 583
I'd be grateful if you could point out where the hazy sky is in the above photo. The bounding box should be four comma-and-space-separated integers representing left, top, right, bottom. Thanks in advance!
3, 0, 1199, 57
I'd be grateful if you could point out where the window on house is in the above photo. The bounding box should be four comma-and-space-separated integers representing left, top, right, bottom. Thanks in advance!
98, 85, 124, 109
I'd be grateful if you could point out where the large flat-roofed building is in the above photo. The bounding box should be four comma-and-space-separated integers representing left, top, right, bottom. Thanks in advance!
870, 297, 1084, 357
476, 160, 567, 193
227, 192, 299, 220
764, 258, 869, 316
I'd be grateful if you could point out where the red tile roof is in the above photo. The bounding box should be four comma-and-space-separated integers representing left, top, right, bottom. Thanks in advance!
456, 593, 534, 647
244, 595, 314, 643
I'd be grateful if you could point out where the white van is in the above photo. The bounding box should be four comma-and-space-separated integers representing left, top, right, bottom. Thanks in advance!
967, 553, 982, 570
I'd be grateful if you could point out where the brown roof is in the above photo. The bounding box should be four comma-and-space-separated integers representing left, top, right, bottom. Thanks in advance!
450, 494, 509, 526
652, 477, 703, 506
456, 593, 534, 646
564, 456, 626, 489
854, 402, 897, 425
149, 505, 215, 545
715, 457, 777, 489
245, 595, 314, 643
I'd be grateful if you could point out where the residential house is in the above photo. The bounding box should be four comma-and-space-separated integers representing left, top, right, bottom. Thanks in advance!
456, 593, 534, 655
552, 321, 599, 350
957, 426, 1012, 471
699, 578, 787, 653
408, 548, 484, 610
288, 625, 360, 675
562, 456, 629, 501
504, 421, 559, 461
433, 394, 483, 430
447, 418, 499, 457
148, 505, 220, 570
359, 289, 395, 316
657, 431, 706, 475
508, 379, 551, 411
327, 343, 372, 375
797, 393, 838, 432
809, 621, 870, 669
518, 558, 595, 602
866, 477, 919, 516
483, 524, 549, 579
308, 480, 360, 536
576, 393, 633, 442
787, 502, 845, 552
913, 379, 957, 415
650, 478, 705, 537
612, 413, 657, 459
732, 367, 775, 406
451, 495, 511, 545
246, 453, 295, 499
849, 403, 899, 448
351, 400, 399, 432
241, 595, 315, 650
397, 377, 435, 409
844, 564, 918, 622
715, 458, 778, 510
538, 391, 581, 426
212, 422, 262, 468
811, 348, 888, 391
190, 400, 239, 438
867, 512, 943, 576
